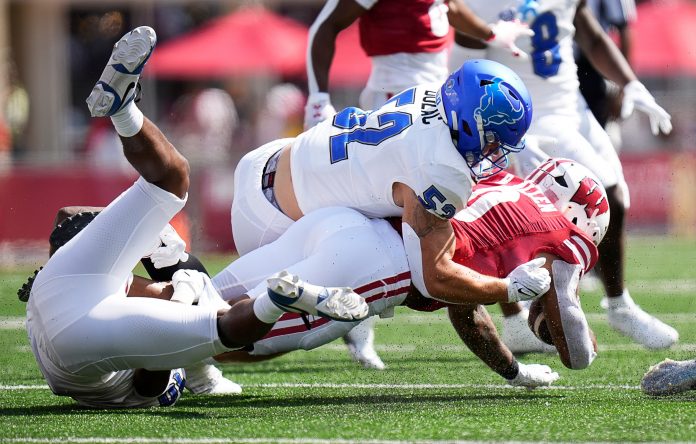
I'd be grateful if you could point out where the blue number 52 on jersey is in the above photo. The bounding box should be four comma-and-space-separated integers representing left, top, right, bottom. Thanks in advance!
329, 88, 415, 164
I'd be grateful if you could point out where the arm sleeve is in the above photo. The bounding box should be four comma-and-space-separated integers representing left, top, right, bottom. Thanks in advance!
553, 260, 596, 369
408, 164, 473, 220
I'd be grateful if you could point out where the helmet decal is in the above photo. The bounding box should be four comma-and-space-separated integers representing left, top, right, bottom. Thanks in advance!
475, 80, 525, 129
526, 158, 611, 246
571, 177, 610, 218
443, 78, 459, 106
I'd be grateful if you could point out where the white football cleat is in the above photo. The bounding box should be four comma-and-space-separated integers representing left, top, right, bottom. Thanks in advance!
641, 359, 696, 396
267, 271, 369, 321
604, 299, 679, 349
184, 363, 242, 395
344, 317, 386, 370
86, 26, 156, 117
502, 310, 556, 354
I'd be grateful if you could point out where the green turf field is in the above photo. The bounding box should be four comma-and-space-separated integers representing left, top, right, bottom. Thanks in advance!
1, 236, 694, 443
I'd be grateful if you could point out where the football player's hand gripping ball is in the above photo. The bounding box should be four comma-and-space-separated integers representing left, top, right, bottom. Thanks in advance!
504, 258, 551, 302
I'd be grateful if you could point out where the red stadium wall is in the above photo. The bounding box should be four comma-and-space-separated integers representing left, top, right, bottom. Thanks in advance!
1, 153, 694, 255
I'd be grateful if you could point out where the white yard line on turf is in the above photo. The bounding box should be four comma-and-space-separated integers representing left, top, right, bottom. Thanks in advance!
10, 342, 696, 355
0, 382, 640, 391
0, 317, 25, 330
5, 439, 686, 444
3, 312, 696, 331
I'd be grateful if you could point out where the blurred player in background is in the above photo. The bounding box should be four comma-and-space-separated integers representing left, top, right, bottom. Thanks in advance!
214, 158, 607, 382
450, 0, 678, 351
22, 26, 368, 408
576, 0, 635, 131
305, 0, 533, 127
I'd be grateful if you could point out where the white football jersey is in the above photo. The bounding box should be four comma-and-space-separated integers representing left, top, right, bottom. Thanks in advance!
291, 84, 473, 219
470, 0, 581, 117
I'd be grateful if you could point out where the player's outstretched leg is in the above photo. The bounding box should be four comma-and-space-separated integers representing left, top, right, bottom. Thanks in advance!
266, 271, 369, 321
87, 26, 156, 119
87, 26, 188, 199
641, 358, 696, 396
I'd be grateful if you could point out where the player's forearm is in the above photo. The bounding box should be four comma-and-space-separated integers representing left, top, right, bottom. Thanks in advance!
447, 0, 494, 41
127, 275, 173, 300
574, 7, 636, 87
424, 257, 509, 304
454, 31, 487, 50
307, 25, 337, 93
307, 0, 364, 94
447, 304, 519, 379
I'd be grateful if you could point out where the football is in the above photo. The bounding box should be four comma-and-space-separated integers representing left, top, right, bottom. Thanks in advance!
527, 299, 555, 346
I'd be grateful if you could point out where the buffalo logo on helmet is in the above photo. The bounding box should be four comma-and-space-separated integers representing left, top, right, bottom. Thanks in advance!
475, 79, 525, 132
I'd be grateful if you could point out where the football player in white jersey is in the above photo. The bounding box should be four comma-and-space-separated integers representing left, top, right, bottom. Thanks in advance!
23, 26, 368, 409
231, 59, 550, 314
450, 0, 678, 350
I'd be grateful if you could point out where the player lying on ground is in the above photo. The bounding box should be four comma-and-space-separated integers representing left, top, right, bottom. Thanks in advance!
20, 26, 368, 409
212, 159, 608, 384
641, 358, 696, 396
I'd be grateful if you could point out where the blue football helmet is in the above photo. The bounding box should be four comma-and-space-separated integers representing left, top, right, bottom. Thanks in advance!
437, 59, 533, 178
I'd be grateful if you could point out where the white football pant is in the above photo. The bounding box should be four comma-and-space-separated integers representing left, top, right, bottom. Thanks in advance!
213, 206, 411, 355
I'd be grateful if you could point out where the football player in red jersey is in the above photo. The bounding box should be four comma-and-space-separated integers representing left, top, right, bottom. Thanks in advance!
212, 158, 607, 383
305, 0, 534, 128
450, 0, 677, 352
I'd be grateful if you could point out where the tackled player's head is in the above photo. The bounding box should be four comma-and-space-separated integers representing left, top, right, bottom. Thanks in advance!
526, 158, 610, 246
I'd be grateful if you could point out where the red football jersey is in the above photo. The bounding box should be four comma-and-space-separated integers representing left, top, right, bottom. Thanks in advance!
411, 172, 598, 312
359, 0, 453, 56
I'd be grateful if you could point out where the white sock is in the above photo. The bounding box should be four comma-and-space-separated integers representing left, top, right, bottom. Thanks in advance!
110, 101, 144, 137
606, 289, 634, 310
253, 293, 285, 324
